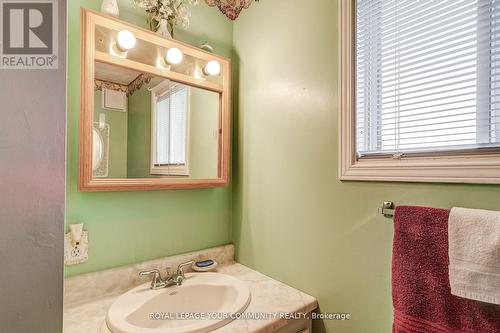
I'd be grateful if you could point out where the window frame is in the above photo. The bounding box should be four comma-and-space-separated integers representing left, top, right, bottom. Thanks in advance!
150, 81, 191, 176
339, 0, 500, 184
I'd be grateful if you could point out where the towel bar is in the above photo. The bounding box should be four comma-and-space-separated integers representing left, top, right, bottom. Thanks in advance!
378, 201, 395, 218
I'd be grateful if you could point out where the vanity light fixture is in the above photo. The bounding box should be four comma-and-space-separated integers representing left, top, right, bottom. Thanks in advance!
165, 48, 184, 65
116, 30, 136, 51
203, 60, 221, 76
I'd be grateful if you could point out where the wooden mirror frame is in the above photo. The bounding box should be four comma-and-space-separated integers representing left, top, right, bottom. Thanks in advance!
79, 8, 231, 191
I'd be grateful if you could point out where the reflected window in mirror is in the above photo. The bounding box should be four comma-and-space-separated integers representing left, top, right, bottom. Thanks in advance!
151, 82, 190, 176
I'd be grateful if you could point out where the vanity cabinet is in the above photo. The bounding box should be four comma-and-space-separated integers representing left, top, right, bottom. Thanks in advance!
273, 316, 312, 333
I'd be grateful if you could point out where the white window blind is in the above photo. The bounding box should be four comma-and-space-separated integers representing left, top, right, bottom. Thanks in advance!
155, 85, 188, 165
356, 0, 500, 156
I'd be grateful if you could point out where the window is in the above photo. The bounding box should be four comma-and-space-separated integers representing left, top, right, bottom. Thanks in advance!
151, 82, 190, 175
339, 0, 500, 183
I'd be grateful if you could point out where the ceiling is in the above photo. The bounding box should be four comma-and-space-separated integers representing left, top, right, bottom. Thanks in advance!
94, 62, 141, 85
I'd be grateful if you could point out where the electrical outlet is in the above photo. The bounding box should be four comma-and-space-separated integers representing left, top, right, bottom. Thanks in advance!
64, 231, 89, 265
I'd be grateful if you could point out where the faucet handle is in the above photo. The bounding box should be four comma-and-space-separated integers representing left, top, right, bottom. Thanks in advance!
176, 260, 195, 279
165, 267, 172, 276
139, 269, 161, 277
139, 269, 165, 290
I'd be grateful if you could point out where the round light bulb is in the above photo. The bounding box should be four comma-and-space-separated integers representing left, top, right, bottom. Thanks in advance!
165, 48, 183, 65
116, 30, 136, 51
204, 60, 221, 76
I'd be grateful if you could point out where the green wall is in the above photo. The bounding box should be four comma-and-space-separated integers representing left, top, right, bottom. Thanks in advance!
189, 88, 219, 178
66, 0, 233, 277
126, 84, 152, 178
231, 1, 500, 332
94, 90, 128, 178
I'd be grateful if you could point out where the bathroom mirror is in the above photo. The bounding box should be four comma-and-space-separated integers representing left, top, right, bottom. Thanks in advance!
79, 8, 231, 191
93, 61, 219, 179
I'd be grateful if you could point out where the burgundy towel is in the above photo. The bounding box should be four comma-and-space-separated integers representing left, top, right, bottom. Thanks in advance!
392, 206, 500, 333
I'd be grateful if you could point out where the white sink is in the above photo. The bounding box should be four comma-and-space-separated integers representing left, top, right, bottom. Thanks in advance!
105, 272, 251, 333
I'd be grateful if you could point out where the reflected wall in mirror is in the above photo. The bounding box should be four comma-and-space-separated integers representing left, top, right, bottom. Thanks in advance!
93, 62, 219, 179
79, 9, 231, 191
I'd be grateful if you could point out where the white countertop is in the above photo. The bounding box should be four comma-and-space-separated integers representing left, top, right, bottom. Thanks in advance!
63, 262, 317, 333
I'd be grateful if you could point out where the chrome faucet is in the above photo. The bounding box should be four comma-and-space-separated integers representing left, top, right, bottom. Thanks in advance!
139, 260, 195, 290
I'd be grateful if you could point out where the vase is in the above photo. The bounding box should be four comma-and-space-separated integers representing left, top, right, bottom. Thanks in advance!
156, 19, 173, 39
101, 0, 119, 17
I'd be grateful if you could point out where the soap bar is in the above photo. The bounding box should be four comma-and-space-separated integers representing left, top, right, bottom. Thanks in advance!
196, 260, 215, 267
192, 259, 218, 272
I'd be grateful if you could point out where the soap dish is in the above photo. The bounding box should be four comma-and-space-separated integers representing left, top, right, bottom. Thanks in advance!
192, 259, 218, 272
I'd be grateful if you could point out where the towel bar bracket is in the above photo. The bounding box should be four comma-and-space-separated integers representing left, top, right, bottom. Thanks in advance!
378, 201, 395, 218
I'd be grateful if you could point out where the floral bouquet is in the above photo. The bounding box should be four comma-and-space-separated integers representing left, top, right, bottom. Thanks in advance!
132, 0, 199, 37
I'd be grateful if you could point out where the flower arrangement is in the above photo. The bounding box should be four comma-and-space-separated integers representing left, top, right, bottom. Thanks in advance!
132, 0, 199, 37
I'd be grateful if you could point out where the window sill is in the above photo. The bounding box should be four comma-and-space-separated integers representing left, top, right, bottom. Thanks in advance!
151, 165, 189, 176
339, 153, 500, 184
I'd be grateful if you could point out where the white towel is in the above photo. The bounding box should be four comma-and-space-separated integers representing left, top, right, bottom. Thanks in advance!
448, 207, 500, 305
